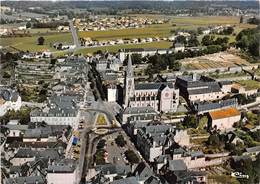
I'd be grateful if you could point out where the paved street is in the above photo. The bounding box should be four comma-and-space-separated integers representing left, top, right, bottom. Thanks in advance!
69, 20, 80, 49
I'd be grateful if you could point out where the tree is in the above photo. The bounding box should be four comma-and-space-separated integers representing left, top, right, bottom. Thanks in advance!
207, 133, 220, 146
187, 35, 199, 47
240, 16, 244, 23
201, 35, 215, 46
26, 22, 31, 28
96, 139, 106, 149
223, 27, 234, 35
183, 115, 197, 128
3, 71, 11, 78
175, 35, 187, 44
50, 59, 57, 66
125, 150, 139, 164
37, 37, 45, 45
115, 134, 126, 147
95, 149, 106, 165
248, 38, 260, 57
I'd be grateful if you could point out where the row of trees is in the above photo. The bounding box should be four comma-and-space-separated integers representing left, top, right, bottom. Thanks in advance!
201, 35, 229, 46
29, 21, 69, 29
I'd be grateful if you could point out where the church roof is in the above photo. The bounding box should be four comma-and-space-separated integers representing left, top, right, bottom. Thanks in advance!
135, 82, 174, 90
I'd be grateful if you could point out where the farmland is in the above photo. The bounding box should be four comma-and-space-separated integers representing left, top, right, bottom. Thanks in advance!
0, 33, 72, 52
236, 80, 260, 90
181, 52, 252, 70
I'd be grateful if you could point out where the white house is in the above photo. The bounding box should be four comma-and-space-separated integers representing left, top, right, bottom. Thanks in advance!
208, 107, 241, 131
0, 88, 22, 117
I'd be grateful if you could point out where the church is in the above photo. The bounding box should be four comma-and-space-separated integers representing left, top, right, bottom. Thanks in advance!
124, 55, 179, 113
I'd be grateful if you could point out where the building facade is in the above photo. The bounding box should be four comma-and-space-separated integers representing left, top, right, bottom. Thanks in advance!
0, 87, 22, 116
124, 55, 179, 112
30, 96, 80, 127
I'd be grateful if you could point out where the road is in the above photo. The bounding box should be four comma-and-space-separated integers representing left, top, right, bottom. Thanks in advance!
69, 20, 80, 50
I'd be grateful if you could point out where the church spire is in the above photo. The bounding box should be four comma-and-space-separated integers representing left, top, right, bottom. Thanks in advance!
127, 54, 133, 77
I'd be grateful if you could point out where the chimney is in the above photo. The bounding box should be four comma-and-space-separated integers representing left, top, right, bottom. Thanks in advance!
192, 73, 197, 81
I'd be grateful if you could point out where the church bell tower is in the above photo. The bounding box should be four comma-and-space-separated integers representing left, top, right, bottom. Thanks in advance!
124, 54, 135, 107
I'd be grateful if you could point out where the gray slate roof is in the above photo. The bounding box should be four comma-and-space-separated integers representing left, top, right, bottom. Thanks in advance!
96, 164, 131, 176
14, 148, 61, 160
135, 82, 174, 90
246, 146, 260, 153
111, 177, 139, 184
168, 160, 187, 171
4, 176, 45, 184
124, 106, 157, 115
47, 159, 76, 173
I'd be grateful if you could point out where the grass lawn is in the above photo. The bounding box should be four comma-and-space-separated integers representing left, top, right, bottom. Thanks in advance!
208, 175, 239, 184
75, 41, 172, 55
236, 80, 260, 90
0, 33, 72, 52
96, 113, 108, 126
209, 71, 249, 79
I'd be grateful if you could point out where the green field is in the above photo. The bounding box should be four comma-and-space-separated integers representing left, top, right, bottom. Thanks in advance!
0, 33, 72, 52
236, 80, 260, 90
75, 41, 172, 55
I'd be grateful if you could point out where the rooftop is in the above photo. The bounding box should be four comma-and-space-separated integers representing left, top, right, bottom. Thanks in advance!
209, 107, 240, 120
168, 159, 187, 172
246, 146, 260, 153
124, 106, 157, 115
135, 82, 174, 90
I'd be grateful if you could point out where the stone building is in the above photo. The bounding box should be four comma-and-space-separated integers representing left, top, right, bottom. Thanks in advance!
124, 55, 179, 112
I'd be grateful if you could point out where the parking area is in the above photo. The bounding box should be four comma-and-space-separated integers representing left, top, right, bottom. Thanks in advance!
105, 133, 128, 165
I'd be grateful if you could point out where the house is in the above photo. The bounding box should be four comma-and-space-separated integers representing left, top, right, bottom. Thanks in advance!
95, 164, 131, 182
0, 87, 22, 116
10, 148, 62, 166
162, 159, 207, 184
122, 106, 158, 124
225, 131, 244, 145
136, 124, 175, 162
176, 74, 225, 103
208, 107, 241, 131
110, 177, 139, 184
133, 162, 155, 184
4, 120, 28, 137
243, 146, 260, 160
30, 95, 80, 128
107, 84, 118, 102
173, 43, 185, 53
4, 176, 45, 184
119, 48, 172, 61
192, 98, 238, 115
46, 159, 77, 184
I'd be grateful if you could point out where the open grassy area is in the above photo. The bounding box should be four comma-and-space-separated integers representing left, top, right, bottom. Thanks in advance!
209, 71, 249, 79
96, 113, 108, 126
0, 33, 72, 52
236, 80, 260, 90
208, 175, 239, 184
75, 41, 172, 55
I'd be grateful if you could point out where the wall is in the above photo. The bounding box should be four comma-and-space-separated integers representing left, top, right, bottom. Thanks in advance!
47, 172, 76, 184
212, 115, 240, 131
